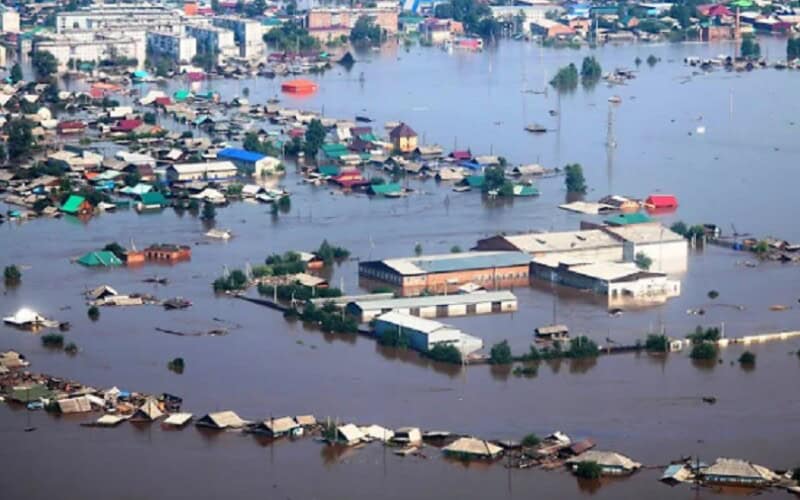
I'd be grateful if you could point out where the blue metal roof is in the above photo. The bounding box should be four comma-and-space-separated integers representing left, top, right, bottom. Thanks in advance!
413, 252, 531, 274
217, 148, 266, 163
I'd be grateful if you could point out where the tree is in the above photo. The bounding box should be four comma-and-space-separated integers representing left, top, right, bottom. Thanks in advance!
788, 38, 800, 61
645, 334, 668, 352
414, 243, 423, 256
450, 245, 462, 253
564, 163, 587, 193
670, 221, 688, 236
4, 265, 21, 285
521, 433, 541, 447
143, 111, 157, 125
489, 340, 513, 365
580, 56, 602, 84
741, 36, 760, 59
566, 336, 599, 358
87, 306, 100, 321
550, 63, 578, 91
10, 63, 23, 84
202, 201, 216, 220
303, 119, 327, 159
124, 171, 141, 187
351, 15, 383, 45
243, 132, 278, 156
634, 251, 652, 270
245, 0, 266, 17
646, 54, 658, 67
690, 342, 717, 360
7, 119, 35, 160
426, 344, 462, 364
575, 461, 602, 479
32, 51, 58, 79
211, 0, 221, 13
263, 21, 319, 51
738, 351, 756, 365
707, 290, 719, 300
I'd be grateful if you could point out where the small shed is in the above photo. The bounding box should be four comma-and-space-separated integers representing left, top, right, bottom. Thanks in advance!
163, 413, 193, 427
336, 423, 366, 445
131, 397, 164, 422
392, 427, 422, 445
60, 194, 92, 215
58, 396, 93, 414
645, 194, 678, 209
253, 417, 300, 437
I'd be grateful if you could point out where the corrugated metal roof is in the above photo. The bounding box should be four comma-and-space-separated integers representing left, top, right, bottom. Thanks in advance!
381, 251, 530, 276
443, 437, 503, 457
375, 311, 458, 335
217, 148, 266, 163
500, 230, 620, 254
566, 450, 641, 470
351, 291, 517, 312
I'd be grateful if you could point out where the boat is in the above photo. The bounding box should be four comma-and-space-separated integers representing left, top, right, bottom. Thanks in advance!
608, 95, 622, 104
524, 123, 547, 133
453, 186, 471, 193
163, 297, 192, 310
355, 115, 372, 123
205, 229, 232, 240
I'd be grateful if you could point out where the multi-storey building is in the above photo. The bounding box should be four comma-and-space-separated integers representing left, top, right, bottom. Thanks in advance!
147, 31, 197, 64
185, 24, 239, 63
211, 16, 264, 59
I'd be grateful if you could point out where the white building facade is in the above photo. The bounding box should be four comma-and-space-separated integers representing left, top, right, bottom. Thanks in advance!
147, 31, 197, 64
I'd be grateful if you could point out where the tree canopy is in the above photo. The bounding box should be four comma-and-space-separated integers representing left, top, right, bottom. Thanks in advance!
550, 63, 578, 91
350, 16, 383, 45
263, 21, 319, 51
32, 51, 58, 79
564, 163, 587, 194
7, 119, 35, 160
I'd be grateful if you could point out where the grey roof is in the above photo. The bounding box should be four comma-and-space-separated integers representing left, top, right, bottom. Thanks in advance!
703, 458, 775, 481
375, 251, 531, 276
350, 291, 517, 312
567, 450, 641, 470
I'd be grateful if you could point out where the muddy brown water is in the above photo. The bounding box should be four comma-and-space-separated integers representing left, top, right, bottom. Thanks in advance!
3, 38, 800, 499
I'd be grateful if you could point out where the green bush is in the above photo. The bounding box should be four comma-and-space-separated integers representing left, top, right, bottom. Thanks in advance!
316, 240, 350, 265
213, 269, 248, 292
690, 342, 717, 360
87, 305, 100, 321
42, 333, 64, 348
521, 433, 541, 447
378, 326, 410, 348
167, 357, 185, 374
738, 351, 756, 365
4, 265, 21, 284
489, 340, 513, 365
575, 461, 603, 479
64, 342, 78, 355
645, 334, 668, 352
565, 336, 599, 358
425, 344, 462, 364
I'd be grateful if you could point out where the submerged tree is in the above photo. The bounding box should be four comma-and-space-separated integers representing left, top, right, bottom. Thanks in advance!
489, 340, 513, 365
564, 164, 587, 194
580, 56, 602, 85
634, 251, 652, 270
741, 36, 761, 59
4, 265, 21, 285
550, 63, 579, 91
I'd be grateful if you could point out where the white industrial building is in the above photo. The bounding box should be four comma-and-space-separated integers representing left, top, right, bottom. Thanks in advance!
166, 161, 238, 182
211, 16, 265, 59
490, 5, 564, 34
147, 31, 197, 64
373, 311, 483, 357
531, 257, 681, 304
0, 6, 20, 34
347, 291, 518, 323
601, 224, 688, 274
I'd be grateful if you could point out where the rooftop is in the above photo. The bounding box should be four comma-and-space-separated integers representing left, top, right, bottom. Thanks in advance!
375, 311, 460, 335
376, 251, 531, 276
350, 291, 517, 312
602, 224, 685, 244
496, 230, 620, 254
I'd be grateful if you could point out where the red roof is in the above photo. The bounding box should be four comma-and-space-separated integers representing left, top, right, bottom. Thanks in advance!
112, 119, 143, 133
331, 168, 368, 188
698, 4, 732, 17
645, 194, 678, 208
57, 120, 86, 132
288, 128, 305, 138
186, 72, 205, 82
451, 150, 472, 161
155, 97, 172, 106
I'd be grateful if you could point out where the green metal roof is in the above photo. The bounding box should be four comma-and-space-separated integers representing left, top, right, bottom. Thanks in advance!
77, 251, 123, 267
465, 175, 485, 188
10, 384, 53, 403
139, 192, 166, 206
604, 212, 654, 226
320, 143, 349, 158
173, 89, 191, 101
370, 183, 402, 195
513, 184, 539, 197
318, 165, 340, 176
60, 194, 87, 214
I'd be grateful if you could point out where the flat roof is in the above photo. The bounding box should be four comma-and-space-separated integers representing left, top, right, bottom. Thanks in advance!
602, 224, 685, 244
376, 251, 530, 276
534, 258, 665, 282
500, 230, 620, 254
351, 291, 517, 311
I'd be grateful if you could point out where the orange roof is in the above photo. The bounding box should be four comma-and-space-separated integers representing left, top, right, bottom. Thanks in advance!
281, 79, 318, 94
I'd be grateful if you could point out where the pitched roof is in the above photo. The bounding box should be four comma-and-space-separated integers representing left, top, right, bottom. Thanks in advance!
390, 122, 417, 139
197, 411, 245, 429
60, 194, 88, 214
77, 251, 124, 267
703, 458, 776, 481
259, 417, 298, 434
604, 212, 654, 226
133, 397, 164, 420
139, 191, 167, 206
443, 437, 503, 458
566, 450, 641, 470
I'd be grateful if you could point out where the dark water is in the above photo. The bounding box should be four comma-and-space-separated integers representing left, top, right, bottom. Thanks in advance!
3, 38, 800, 499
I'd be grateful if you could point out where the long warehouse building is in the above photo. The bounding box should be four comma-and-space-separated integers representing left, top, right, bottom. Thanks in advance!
373, 311, 483, 357
346, 291, 518, 322
358, 251, 531, 297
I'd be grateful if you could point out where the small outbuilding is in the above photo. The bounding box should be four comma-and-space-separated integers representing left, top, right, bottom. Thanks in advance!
196, 411, 246, 430
443, 437, 503, 460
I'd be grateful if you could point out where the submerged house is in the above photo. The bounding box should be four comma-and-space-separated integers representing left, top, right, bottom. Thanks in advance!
443, 437, 503, 460
60, 194, 93, 215
251, 417, 300, 438
196, 411, 246, 430
131, 397, 164, 422
77, 251, 124, 267
566, 450, 642, 475
389, 123, 418, 153
701, 458, 777, 487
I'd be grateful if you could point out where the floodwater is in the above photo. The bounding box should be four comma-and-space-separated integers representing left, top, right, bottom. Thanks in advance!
3, 38, 800, 499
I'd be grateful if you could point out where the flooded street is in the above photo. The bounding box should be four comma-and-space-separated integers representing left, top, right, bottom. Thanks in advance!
3, 38, 800, 498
